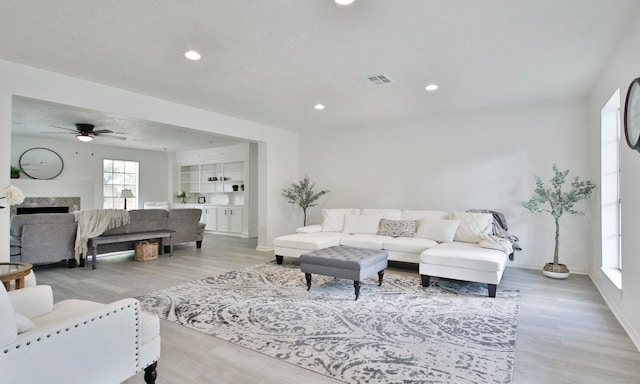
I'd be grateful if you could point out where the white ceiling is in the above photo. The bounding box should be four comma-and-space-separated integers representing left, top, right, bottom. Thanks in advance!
2, 0, 640, 150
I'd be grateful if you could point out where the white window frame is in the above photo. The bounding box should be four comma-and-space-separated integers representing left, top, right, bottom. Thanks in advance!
600, 89, 622, 289
103, 159, 139, 210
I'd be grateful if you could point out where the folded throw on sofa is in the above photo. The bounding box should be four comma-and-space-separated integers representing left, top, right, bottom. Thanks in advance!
73, 209, 130, 262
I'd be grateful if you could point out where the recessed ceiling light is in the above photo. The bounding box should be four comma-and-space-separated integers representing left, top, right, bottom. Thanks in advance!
425, 84, 439, 91
335, 0, 355, 5
184, 50, 201, 61
314, 104, 325, 110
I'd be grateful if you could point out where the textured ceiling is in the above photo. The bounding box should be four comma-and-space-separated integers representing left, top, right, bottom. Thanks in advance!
2, 0, 639, 150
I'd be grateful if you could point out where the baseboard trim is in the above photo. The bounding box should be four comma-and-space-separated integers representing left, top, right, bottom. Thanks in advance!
256, 245, 274, 252
590, 270, 640, 352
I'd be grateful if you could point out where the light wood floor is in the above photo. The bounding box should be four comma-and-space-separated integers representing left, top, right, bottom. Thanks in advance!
33, 234, 640, 384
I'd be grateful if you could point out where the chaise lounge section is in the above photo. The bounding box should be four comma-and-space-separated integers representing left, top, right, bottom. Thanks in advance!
274, 208, 517, 297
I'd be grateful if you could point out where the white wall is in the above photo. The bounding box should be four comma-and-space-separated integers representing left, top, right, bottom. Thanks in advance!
0, 59, 299, 261
588, 8, 640, 349
11, 135, 170, 209
299, 99, 592, 273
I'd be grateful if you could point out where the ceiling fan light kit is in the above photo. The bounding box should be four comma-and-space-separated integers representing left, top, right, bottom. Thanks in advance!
76, 133, 93, 142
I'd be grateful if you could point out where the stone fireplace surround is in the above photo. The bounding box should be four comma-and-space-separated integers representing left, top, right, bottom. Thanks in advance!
11, 197, 81, 216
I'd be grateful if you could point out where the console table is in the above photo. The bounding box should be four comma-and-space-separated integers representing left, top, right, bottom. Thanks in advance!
88, 230, 174, 269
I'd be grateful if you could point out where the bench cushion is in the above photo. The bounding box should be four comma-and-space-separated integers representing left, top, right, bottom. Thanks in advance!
420, 242, 508, 272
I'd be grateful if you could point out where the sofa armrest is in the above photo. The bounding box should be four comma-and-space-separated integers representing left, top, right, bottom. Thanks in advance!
1, 298, 143, 383
8, 285, 53, 319
296, 224, 322, 234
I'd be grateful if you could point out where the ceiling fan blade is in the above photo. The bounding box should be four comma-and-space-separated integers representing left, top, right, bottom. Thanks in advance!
48, 125, 77, 132
101, 134, 127, 141
93, 129, 113, 134
40, 131, 74, 134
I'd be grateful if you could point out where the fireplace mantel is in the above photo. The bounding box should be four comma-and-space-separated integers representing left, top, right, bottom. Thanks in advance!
11, 197, 81, 216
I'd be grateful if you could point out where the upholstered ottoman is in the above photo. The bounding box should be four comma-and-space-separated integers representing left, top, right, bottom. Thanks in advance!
300, 246, 388, 300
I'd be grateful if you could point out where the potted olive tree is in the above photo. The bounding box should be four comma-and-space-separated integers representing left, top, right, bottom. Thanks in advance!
282, 175, 330, 226
522, 164, 596, 279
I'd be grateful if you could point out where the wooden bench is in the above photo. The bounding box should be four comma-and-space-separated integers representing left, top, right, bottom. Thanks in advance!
87, 230, 175, 269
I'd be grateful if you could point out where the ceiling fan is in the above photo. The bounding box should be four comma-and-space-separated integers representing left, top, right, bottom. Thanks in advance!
44, 123, 126, 142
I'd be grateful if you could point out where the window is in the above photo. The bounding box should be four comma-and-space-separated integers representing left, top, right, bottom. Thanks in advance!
601, 89, 622, 288
103, 159, 139, 210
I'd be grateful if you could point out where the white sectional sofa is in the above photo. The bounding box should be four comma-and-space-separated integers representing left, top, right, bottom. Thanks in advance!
273, 208, 515, 297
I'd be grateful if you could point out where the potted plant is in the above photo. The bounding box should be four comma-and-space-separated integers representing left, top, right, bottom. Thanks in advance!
176, 191, 189, 203
10, 166, 22, 179
522, 164, 596, 279
282, 175, 330, 226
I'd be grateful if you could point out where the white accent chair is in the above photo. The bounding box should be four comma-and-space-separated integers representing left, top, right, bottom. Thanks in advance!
0, 284, 160, 383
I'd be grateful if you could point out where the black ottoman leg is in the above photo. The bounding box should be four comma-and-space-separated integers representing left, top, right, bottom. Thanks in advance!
305, 273, 312, 291
144, 361, 158, 384
354, 280, 361, 301
488, 284, 497, 298
275, 255, 283, 265
377, 270, 384, 286
420, 274, 430, 287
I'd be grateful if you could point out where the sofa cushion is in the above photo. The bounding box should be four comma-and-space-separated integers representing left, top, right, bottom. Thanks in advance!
452, 211, 493, 243
382, 237, 438, 253
321, 209, 357, 232
296, 225, 322, 234
420, 242, 507, 272
340, 234, 391, 250
361, 209, 402, 220
416, 218, 460, 243
377, 219, 417, 237
401, 210, 449, 221
342, 214, 382, 234
273, 232, 346, 250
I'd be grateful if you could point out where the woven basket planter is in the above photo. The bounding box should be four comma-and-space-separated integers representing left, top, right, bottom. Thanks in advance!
542, 262, 570, 279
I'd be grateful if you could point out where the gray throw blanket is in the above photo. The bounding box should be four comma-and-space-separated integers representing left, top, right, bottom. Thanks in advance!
469, 209, 521, 261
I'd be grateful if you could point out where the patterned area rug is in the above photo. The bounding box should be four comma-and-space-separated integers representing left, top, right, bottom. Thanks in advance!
137, 262, 520, 384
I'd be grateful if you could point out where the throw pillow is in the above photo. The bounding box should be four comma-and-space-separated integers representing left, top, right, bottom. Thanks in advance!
416, 218, 461, 242
342, 214, 383, 234
452, 211, 493, 243
321, 209, 355, 232
15, 312, 36, 334
377, 219, 418, 238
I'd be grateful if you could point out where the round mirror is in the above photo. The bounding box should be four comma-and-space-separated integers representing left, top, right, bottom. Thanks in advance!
19, 148, 64, 180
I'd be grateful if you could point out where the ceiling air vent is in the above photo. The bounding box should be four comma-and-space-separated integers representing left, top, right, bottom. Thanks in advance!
358, 73, 394, 87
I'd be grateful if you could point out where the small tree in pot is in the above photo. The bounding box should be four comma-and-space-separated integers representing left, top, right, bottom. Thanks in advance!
282, 175, 330, 226
522, 164, 596, 278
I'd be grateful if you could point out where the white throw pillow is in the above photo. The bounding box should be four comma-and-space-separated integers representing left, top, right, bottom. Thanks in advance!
401, 210, 449, 221
321, 209, 356, 232
416, 218, 460, 242
452, 211, 493, 243
15, 312, 36, 334
342, 214, 382, 235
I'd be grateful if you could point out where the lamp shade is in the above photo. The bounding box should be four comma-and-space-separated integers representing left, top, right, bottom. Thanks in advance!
119, 188, 135, 199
